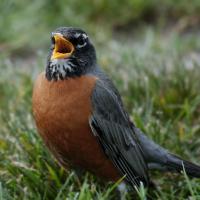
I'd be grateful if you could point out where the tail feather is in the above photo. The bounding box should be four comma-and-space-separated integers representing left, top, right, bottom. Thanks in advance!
134, 127, 200, 178
166, 153, 200, 178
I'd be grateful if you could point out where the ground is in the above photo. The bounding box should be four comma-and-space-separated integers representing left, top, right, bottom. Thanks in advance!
0, 1, 200, 199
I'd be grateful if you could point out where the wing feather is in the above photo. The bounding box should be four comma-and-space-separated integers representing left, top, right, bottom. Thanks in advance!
89, 80, 149, 187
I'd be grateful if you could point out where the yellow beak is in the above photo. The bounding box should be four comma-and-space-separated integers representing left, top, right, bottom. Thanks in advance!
51, 34, 74, 60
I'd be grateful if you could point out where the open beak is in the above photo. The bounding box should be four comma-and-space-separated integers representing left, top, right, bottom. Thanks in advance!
51, 34, 74, 60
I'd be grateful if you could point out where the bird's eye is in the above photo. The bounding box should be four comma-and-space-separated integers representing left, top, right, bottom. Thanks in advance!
76, 34, 88, 48
77, 36, 85, 45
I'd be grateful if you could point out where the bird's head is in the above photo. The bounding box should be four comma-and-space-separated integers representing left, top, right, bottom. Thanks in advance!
46, 27, 97, 81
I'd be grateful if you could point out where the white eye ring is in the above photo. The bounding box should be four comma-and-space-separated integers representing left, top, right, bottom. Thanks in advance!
76, 33, 88, 48
77, 42, 87, 48
82, 33, 88, 39
74, 33, 88, 39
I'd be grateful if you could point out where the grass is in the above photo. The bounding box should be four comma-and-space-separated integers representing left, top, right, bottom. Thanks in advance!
1, 0, 200, 53
1, 27, 200, 199
1, 1, 200, 199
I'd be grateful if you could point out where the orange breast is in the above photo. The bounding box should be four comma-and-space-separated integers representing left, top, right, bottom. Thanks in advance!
32, 72, 120, 181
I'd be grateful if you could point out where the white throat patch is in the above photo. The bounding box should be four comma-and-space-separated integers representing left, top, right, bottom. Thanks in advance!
49, 59, 76, 79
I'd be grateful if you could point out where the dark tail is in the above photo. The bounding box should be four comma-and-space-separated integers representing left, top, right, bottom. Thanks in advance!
165, 153, 200, 177
134, 127, 200, 178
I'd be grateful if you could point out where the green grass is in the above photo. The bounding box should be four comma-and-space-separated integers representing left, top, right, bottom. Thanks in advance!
1, 0, 200, 199
1, 0, 200, 53
1, 27, 200, 199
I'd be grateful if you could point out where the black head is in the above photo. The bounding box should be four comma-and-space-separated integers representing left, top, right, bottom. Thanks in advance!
46, 27, 97, 81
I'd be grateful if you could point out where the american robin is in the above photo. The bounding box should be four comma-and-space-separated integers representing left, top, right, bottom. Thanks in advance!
32, 27, 200, 188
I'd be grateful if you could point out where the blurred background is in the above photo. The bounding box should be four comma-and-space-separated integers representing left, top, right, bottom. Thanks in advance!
0, 0, 200, 199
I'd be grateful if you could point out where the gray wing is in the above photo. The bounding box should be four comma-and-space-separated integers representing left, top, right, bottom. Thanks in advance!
89, 79, 149, 187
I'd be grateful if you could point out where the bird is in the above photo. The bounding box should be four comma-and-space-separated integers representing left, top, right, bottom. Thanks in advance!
32, 27, 200, 189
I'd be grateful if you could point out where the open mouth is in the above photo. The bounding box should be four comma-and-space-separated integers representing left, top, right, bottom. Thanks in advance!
51, 34, 74, 60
